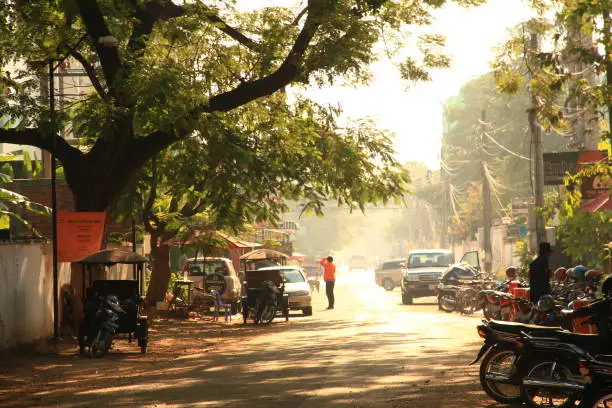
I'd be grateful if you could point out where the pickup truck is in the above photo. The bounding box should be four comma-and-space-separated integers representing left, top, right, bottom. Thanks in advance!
401, 250, 479, 304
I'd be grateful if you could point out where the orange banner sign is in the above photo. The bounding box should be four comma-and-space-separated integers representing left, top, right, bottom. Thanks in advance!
58, 211, 106, 262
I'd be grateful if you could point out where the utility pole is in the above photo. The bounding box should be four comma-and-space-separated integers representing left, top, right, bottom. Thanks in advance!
529, 33, 546, 248
440, 166, 448, 250
40, 72, 52, 178
480, 109, 492, 275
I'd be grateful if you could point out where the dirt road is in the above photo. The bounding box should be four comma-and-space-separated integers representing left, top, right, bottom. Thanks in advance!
0, 270, 506, 408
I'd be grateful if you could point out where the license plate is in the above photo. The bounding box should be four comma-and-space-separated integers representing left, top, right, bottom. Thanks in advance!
428, 284, 437, 290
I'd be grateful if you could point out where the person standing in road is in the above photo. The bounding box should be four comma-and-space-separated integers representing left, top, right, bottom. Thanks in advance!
529, 242, 553, 303
320, 256, 336, 309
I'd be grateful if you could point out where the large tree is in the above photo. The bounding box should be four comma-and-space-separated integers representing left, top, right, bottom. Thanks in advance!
135, 94, 408, 302
0, 0, 482, 213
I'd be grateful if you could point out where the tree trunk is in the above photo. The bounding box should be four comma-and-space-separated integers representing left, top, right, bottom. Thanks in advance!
146, 233, 172, 304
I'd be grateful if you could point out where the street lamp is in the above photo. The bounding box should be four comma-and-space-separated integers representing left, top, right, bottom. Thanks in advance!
49, 33, 117, 339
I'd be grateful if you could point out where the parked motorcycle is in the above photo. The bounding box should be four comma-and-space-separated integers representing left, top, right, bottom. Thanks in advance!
479, 267, 526, 320
575, 354, 612, 407
472, 296, 612, 406
80, 294, 125, 357
471, 319, 566, 404
254, 280, 280, 325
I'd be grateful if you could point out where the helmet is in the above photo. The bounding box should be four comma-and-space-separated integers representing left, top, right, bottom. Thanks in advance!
553, 267, 567, 282
566, 268, 575, 281
574, 265, 588, 282
505, 266, 518, 279
537, 295, 555, 312
585, 269, 603, 283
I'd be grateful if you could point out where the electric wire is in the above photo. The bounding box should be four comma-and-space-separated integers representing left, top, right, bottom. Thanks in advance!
483, 131, 531, 161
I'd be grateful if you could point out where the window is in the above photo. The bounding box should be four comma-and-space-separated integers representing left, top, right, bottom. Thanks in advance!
408, 253, 453, 268
382, 261, 403, 270
281, 269, 305, 283
187, 260, 228, 276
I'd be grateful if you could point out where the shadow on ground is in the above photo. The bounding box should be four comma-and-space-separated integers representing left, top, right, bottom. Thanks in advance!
0, 310, 509, 408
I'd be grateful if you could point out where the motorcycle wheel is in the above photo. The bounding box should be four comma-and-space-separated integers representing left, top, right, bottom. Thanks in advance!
459, 289, 478, 314
438, 294, 455, 313
521, 360, 580, 408
579, 386, 612, 408
90, 331, 111, 358
259, 304, 276, 325
479, 347, 523, 404
482, 304, 499, 320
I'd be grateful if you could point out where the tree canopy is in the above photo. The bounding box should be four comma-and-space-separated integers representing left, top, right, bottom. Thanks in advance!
0, 0, 484, 213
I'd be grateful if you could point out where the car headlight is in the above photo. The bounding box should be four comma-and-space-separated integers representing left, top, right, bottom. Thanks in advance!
405, 275, 419, 282
292, 290, 310, 296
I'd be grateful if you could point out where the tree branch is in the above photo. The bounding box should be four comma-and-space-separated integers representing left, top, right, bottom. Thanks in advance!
203, 3, 321, 113
122, 1, 322, 172
0, 128, 83, 164
203, 8, 259, 51
70, 50, 108, 100
74, 0, 122, 91
291, 6, 308, 26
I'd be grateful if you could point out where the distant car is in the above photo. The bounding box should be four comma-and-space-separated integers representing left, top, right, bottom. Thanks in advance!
183, 257, 242, 310
375, 259, 407, 291
257, 266, 313, 316
348, 255, 368, 271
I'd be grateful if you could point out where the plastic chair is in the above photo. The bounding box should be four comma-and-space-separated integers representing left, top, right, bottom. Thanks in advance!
211, 290, 231, 322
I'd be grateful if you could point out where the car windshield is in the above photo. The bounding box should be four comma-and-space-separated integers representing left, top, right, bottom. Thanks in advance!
382, 261, 404, 270
281, 269, 305, 283
408, 253, 453, 268
187, 260, 227, 276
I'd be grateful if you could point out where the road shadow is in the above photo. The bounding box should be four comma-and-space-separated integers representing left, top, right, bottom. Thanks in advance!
0, 313, 502, 408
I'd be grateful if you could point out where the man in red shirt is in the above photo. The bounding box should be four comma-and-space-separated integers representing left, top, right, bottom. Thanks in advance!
320, 256, 336, 309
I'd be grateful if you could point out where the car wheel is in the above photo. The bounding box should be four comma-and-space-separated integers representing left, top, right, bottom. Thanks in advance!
402, 291, 413, 305
382, 279, 394, 291
303, 307, 313, 316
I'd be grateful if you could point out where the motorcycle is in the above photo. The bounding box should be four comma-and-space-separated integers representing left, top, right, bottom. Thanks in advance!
471, 319, 566, 404
254, 280, 280, 325
575, 354, 612, 407
81, 294, 125, 357
472, 296, 612, 406
437, 283, 460, 312
479, 278, 527, 321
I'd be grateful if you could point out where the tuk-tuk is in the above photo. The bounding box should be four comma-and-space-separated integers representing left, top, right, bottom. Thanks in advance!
239, 249, 290, 324
77, 249, 149, 356
241, 268, 290, 324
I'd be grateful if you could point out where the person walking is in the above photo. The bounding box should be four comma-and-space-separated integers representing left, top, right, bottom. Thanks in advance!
320, 256, 336, 309
529, 242, 553, 303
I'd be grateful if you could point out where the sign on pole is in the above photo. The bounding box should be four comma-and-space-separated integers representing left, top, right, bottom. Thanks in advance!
58, 211, 106, 262
543, 152, 580, 185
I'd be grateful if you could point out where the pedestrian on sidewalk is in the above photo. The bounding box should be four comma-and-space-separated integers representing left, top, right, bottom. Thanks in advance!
529, 242, 553, 303
320, 256, 336, 309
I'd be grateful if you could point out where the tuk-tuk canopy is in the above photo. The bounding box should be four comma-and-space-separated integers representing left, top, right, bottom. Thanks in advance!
240, 249, 288, 261
77, 249, 148, 266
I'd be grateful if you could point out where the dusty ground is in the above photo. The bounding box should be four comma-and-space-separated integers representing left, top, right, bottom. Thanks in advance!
0, 270, 511, 408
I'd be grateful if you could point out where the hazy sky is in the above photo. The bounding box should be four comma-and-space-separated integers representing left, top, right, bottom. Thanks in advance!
242, 0, 534, 169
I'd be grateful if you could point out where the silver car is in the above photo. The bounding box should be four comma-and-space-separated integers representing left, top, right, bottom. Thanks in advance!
257, 266, 313, 316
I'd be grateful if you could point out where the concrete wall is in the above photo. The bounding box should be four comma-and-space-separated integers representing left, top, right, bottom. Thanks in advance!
0, 243, 71, 350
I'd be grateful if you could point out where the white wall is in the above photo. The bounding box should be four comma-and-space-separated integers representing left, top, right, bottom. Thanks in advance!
0, 243, 70, 350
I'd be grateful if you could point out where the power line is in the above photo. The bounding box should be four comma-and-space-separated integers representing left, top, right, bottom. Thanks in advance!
484, 131, 531, 161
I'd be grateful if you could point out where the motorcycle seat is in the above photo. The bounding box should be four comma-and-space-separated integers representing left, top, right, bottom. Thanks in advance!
489, 320, 564, 336
554, 331, 604, 354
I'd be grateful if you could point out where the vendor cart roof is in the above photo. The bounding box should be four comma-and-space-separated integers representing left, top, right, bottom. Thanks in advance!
240, 249, 289, 261
77, 249, 148, 266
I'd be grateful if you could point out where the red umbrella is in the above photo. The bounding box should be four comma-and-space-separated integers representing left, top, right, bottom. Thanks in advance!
580, 193, 612, 212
